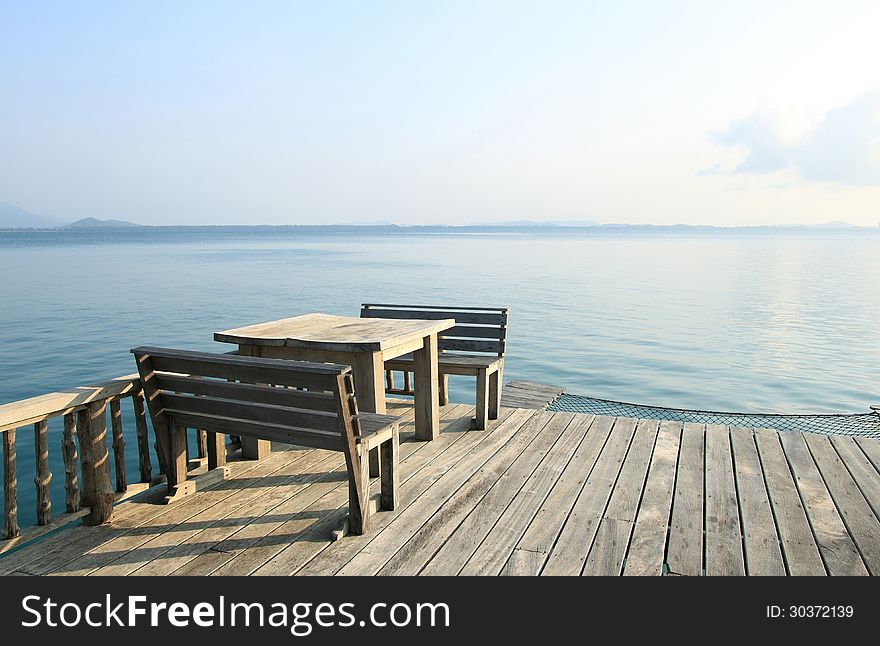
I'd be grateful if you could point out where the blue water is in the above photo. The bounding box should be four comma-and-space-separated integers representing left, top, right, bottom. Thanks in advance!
2, 225, 879, 529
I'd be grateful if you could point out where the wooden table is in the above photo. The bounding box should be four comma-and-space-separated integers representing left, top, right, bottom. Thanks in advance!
214, 313, 455, 455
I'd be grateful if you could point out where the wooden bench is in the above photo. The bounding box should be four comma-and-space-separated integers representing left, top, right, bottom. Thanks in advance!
360, 304, 508, 430
131, 346, 400, 535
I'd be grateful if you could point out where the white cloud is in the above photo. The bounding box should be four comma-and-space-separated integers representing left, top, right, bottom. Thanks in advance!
706, 92, 880, 186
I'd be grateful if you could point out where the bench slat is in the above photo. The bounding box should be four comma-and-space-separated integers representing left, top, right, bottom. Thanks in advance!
442, 325, 507, 340
439, 338, 503, 354
165, 410, 345, 451
155, 374, 337, 413
134, 347, 342, 391
361, 308, 505, 326
160, 393, 341, 433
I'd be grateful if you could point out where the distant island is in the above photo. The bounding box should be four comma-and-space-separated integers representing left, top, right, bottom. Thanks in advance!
65, 217, 141, 229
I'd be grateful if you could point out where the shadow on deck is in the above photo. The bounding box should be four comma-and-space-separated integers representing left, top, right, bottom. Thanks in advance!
2, 392, 880, 576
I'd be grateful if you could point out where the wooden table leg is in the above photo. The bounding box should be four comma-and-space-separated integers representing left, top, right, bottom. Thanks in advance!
238, 344, 271, 460
351, 351, 386, 475
412, 333, 440, 441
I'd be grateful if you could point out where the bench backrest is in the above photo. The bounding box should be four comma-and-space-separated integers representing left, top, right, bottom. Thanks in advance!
360, 304, 508, 357
131, 346, 363, 452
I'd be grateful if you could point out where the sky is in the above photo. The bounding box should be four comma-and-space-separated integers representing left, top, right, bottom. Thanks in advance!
1, 0, 879, 226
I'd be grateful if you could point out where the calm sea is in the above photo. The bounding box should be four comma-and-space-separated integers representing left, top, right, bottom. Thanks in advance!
1, 225, 879, 528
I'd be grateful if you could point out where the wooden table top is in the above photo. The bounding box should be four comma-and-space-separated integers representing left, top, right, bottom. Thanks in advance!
214, 313, 455, 353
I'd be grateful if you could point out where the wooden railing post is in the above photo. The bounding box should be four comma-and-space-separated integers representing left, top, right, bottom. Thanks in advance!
79, 401, 114, 525
62, 413, 80, 512
2, 429, 18, 539
33, 420, 51, 525
132, 393, 152, 483
109, 399, 126, 493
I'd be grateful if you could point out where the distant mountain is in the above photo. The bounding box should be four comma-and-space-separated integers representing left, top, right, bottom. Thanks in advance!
0, 202, 67, 228
65, 217, 140, 229
479, 219, 601, 227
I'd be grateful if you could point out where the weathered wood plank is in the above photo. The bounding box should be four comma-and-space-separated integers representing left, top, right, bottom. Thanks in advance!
622, 421, 682, 576
2, 428, 19, 539
830, 435, 880, 521
132, 394, 152, 483
729, 427, 785, 575
418, 412, 575, 575
803, 433, 880, 575
754, 429, 825, 575
459, 414, 595, 575
109, 399, 126, 493
502, 415, 615, 575
704, 424, 744, 575
541, 417, 639, 575
665, 422, 703, 576
62, 413, 80, 513
779, 431, 867, 575
583, 419, 660, 575
33, 420, 51, 525
335, 409, 537, 576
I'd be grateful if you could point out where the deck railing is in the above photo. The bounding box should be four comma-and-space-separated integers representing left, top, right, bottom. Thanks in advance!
0, 374, 156, 552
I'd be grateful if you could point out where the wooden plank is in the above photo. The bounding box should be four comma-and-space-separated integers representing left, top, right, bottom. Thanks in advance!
665, 422, 703, 576
216, 313, 456, 352
459, 414, 596, 575
47, 447, 321, 575
33, 420, 51, 525
79, 401, 115, 526
830, 435, 880, 521
623, 421, 682, 576
160, 392, 341, 433
0, 443, 305, 575
854, 437, 880, 471
361, 308, 504, 326
134, 346, 345, 390
439, 339, 503, 354
2, 427, 18, 539
109, 400, 126, 493
704, 424, 744, 576
412, 334, 440, 441
729, 427, 785, 575
155, 374, 338, 412
441, 325, 507, 340
132, 394, 152, 483
334, 409, 538, 576
754, 429, 825, 575
0, 374, 141, 432
541, 417, 639, 575
502, 415, 615, 575
292, 405, 493, 576
173, 403, 452, 576
418, 412, 576, 575
582, 419, 660, 575
779, 431, 867, 575
803, 433, 880, 575
62, 413, 80, 512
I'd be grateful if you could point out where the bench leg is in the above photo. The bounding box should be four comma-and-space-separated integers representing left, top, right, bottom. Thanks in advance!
489, 368, 501, 420
369, 447, 380, 478
167, 422, 188, 493
473, 369, 489, 430
380, 433, 400, 511
206, 432, 227, 470
348, 451, 371, 535
439, 374, 449, 407
241, 436, 270, 461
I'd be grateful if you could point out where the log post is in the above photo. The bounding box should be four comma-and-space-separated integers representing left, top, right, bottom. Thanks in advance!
33, 420, 51, 525
79, 401, 115, 525
2, 429, 18, 540
76, 409, 93, 507
196, 430, 208, 459
62, 413, 80, 512
109, 399, 126, 493
132, 393, 152, 483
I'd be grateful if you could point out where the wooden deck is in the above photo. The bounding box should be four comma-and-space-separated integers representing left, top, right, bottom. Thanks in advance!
2, 397, 880, 576
501, 381, 564, 409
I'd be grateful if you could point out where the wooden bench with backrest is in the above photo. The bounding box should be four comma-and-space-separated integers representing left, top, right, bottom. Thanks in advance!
131, 346, 399, 535
360, 304, 508, 430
